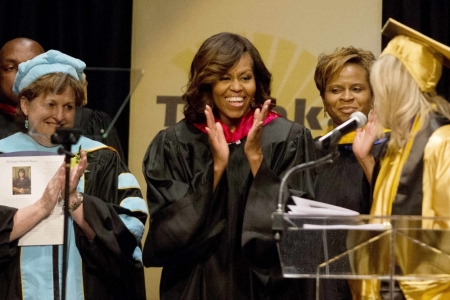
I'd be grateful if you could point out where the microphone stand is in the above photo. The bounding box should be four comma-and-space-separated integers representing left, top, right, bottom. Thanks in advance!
271, 148, 340, 300
51, 128, 81, 300
272, 145, 340, 241
83, 67, 144, 140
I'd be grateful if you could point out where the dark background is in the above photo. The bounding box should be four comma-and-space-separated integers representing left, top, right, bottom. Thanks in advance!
382, 0, 450, 101
1, 0, 449, 164
0, 0, 133, 162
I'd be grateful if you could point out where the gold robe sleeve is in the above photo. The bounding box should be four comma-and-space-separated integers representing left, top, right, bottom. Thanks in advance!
399, 125, 450, 299
350, 122, 450, 300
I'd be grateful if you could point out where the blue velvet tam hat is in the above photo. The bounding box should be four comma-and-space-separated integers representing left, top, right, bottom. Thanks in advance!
13, 50, 86, 94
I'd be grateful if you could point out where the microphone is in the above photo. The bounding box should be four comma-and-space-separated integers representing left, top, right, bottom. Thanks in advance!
315, 111, 367, 151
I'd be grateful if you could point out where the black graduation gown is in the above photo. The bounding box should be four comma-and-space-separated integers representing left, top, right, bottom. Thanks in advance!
314, 139, 387, 214
0, 110, 20, 139
74, 107, 125, 161
143, 117, 316, 300
311, 136, 388, 300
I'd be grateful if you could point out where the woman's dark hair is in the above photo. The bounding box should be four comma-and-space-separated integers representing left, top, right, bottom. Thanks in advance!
183, 32, 273, 123
18, 168, 25, 176
16, 73, 85, 131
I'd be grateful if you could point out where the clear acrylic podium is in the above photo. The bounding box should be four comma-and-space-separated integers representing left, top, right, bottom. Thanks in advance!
272, 213, 450, 299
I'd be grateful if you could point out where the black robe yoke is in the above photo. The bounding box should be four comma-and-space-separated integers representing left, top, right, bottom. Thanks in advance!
311, 136, 388, 300
0, 110, 20, 140
314, 138, 388, 214
75, 107, 125, 161
143, 117, 316, 300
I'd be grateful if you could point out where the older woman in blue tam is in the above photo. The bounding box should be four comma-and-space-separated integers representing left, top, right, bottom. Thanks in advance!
13, 50, 86, 145
0, 50, 148, 300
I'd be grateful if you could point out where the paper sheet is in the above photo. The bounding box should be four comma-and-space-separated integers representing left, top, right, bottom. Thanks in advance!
288, 196, 360, 216
0, 154, 65, 246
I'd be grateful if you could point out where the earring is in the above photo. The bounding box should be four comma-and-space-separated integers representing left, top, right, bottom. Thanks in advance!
323, 107, 328, 118
25, 116, 29, 129
251, 98, 256, 109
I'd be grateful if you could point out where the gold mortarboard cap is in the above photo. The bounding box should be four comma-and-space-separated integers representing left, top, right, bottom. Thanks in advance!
380, 18, 450, 92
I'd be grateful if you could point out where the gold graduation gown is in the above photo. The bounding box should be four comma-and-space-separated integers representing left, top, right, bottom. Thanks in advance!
352, 113, 450, 299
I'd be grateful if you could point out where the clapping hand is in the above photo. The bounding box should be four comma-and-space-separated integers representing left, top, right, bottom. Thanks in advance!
38, 163, 65, 216
205, 105, 229, 171
245, 99, 271, 176
353, 111, 379, 161
353, 111, 379, 183
205, 105, 229, 189
68, 150, 88, 202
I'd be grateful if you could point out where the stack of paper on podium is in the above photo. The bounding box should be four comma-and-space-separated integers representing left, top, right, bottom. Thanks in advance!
288, 196, 359, 216
276, 209, 450, 283
288, 196, 385, 230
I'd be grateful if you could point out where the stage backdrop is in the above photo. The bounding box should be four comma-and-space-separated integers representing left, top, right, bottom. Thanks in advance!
130, 1, 382, 299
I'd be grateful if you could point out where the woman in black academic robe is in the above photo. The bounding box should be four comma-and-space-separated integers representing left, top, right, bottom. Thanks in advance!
143, 32, 316, 300
311, 46, 388, 299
